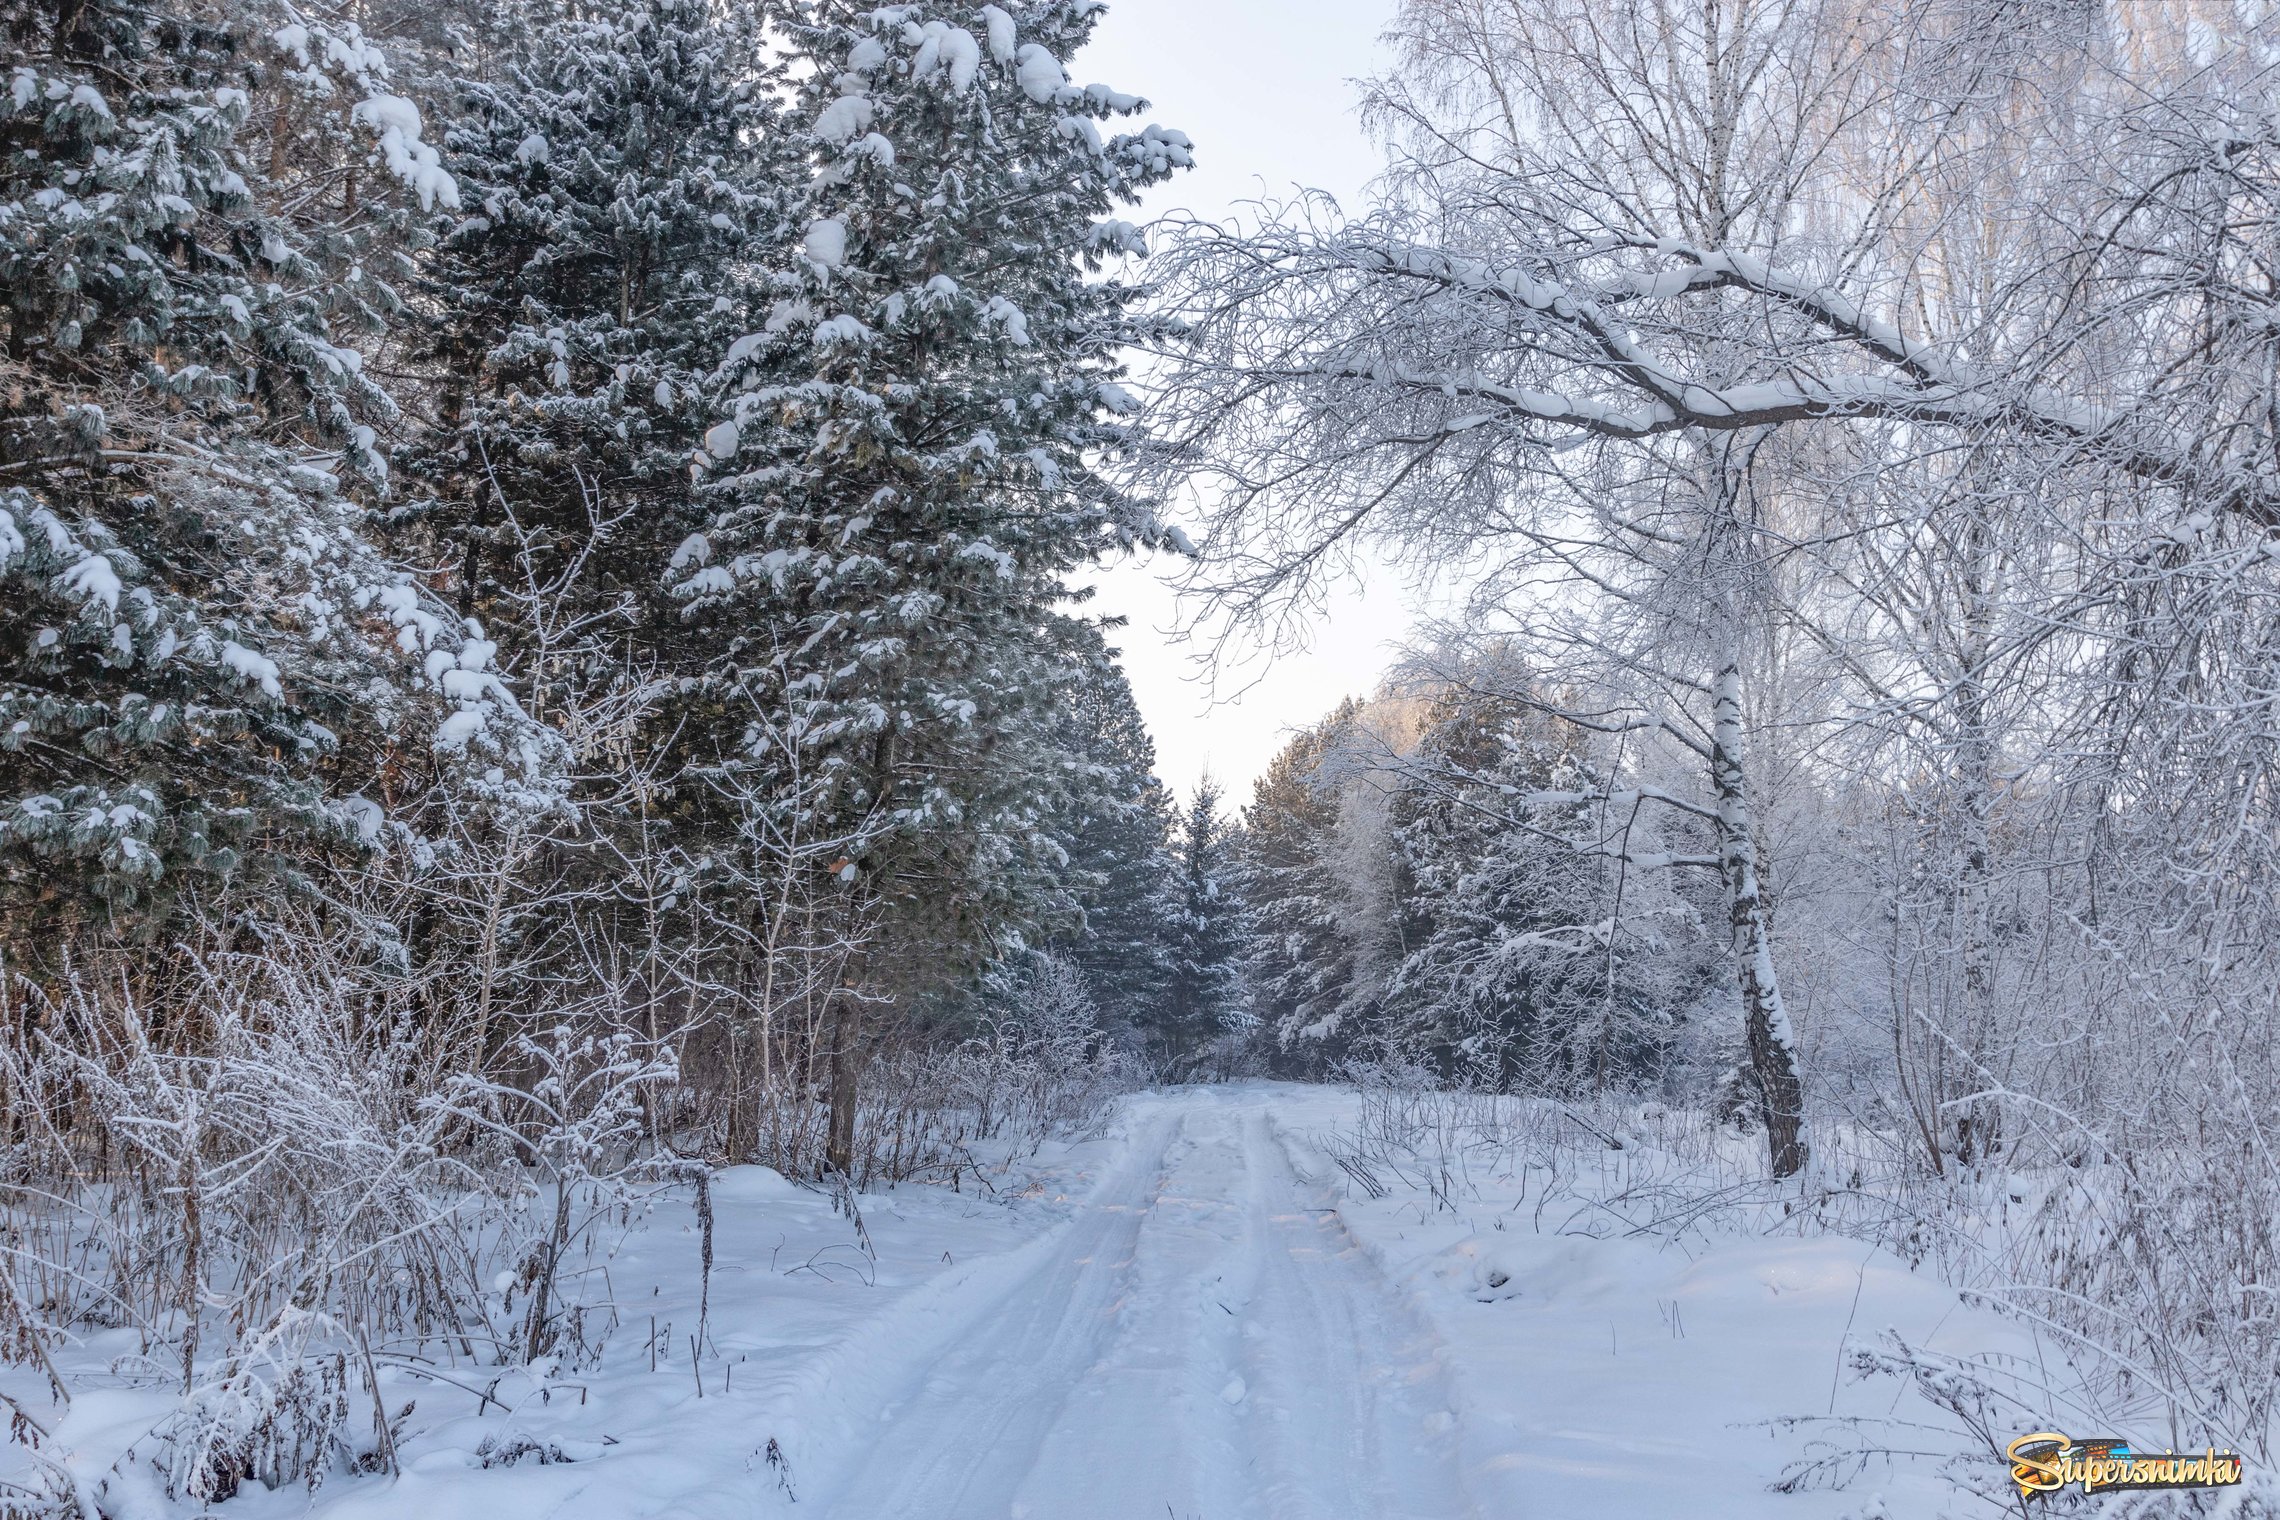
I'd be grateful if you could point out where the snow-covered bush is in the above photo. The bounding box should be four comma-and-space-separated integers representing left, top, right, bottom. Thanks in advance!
966, 954, 1140, 1147
0, 947, 491, 1500
739, 953, 1140, 1188
429, 1023, 679, 1366
0, 931, 697, 1503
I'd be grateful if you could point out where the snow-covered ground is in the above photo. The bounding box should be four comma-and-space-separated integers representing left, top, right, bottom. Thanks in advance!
21, 1084, 2029, 1519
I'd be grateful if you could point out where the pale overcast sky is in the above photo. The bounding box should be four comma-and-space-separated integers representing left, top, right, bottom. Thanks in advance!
1077, 0, 1414, 807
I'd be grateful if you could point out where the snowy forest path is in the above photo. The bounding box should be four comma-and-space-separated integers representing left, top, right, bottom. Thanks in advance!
814, 1089, 1476, 1520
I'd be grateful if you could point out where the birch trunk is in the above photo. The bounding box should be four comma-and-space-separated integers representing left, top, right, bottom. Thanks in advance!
1948, 509, 2000, 1168
1711, 659, 1808, 1178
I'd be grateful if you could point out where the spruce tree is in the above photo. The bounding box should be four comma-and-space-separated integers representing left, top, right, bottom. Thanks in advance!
1, 0, 558, 943
1050, 624, 1175, 1042
411, 0, 788, 717
921, 630, 1174, 1057
1157, 778, 1244, 1073
679, 0, 1189, 1170
1388, 674, 1703, 1089
1240, 702, 1366, 1072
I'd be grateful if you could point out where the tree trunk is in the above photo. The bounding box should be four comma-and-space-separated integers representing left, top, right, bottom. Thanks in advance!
1711, 659, 1808, 1178
823, 988, 863, 1178
1948, 510, 2001, 1169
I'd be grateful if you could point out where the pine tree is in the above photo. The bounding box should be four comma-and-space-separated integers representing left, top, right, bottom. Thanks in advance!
410, 0, 788, 718
677, 0, 1189, 1170
1239, 702, 1366, 1072
388, 0, 795, 1029
1, 0, 560, 944
1156, 779, 1244, 1074
1049, 624, 1175, 1043
918, 626, 1173, 1051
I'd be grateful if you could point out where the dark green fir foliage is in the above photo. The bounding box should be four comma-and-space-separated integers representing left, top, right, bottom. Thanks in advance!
1156, 778, 1244, 1071
680, 0, 1190, 980
1240, 701, 1366, 1071
0, 0, 558, 939
912, 626, 1178, 1054
1048, 624, 1176, 1039
674, 1, 1189, 1159
411, 0, 790, 718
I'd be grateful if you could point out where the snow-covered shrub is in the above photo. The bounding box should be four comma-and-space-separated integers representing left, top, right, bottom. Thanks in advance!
968, 954, 1141, 1147
0, 947, 495, 1499
9, 962, 469, 1328
740, 953, 1140, 1188
161, 1321, 355, 1502
429, 1022, 679, 1366
0, 934, 696, 1501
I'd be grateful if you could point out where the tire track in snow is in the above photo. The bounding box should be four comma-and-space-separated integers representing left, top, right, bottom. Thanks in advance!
814, 1092, 1474, 1520
814, 1107, 1188, 1518
1236, 1106, 1478, 1520
1007, 1101, 1264, 1520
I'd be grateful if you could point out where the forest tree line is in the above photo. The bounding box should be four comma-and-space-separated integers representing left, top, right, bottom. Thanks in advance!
0, 6, 1298, 1492
0, 0, 1691, 1183
1, 0, 1234, 1183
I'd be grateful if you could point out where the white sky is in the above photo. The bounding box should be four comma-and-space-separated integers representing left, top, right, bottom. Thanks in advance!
1077, 0, 1415, 806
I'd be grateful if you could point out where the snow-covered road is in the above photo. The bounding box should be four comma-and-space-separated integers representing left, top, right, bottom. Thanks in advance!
820, 1094, 1476, 1520
231, 1082, 2014, 1520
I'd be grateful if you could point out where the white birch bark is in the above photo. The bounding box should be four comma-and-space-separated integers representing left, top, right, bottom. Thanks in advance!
1709, 658, 1807, 1178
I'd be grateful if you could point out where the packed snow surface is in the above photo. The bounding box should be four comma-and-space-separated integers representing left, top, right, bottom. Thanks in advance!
15, 1085, 2020, 1518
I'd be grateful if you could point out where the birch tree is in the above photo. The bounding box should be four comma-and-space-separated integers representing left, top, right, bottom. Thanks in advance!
1143, 0, 1901, 1173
